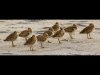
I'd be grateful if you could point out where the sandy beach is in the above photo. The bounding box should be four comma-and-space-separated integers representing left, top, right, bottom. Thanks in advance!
0, 20, 100, 55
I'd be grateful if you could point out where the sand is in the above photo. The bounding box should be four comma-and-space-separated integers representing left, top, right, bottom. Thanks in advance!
0, 20, 100, 55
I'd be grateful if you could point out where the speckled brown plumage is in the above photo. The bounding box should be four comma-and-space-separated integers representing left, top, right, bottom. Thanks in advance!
52, 27, 65, 44
52, 22, 60, 32
64, 24, 77, 39
80, 23, 94, 39
24, 35, 37, 51
4, 31, 18, 47
36, 33, 48, 48
19, 28, 32, 41
43, 28, 54, 43
64, 24, 77, 33
44, 28, 54, 37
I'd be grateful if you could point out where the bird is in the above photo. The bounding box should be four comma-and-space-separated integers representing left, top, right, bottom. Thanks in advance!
19, 28, 32, 41
43, 27, 54, 43
64, 24, 77, 39
52, 22, 60, 33
4, 31, 18, 47
80, 23, 94, 39
24, 35, 37, 51
36, 33, 48, 48
52, 27, 65, 44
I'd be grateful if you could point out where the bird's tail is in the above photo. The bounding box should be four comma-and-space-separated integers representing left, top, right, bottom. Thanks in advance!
4, 39, 7, 41
24, 43, 27, 45
80, 31, 84, 34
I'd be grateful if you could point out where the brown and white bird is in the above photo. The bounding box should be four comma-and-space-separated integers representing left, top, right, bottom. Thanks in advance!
52, 22, 60, 33
52, 27, 65, 44
43, 27, 54, 43
36, 33, 48, 48
64, 24, 77, 39
4, 31, 18, 47
24, 35, 37, 51
19, 28, 32, 41
80, 23, 94, 39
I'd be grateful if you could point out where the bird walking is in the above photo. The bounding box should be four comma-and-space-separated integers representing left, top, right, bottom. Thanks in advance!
80, 23, 94, 39
4, 31, 18, 47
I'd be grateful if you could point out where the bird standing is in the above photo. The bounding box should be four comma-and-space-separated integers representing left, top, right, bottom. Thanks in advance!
24, 35, 37, 51
4, 31, 18, 47
36, 33, 48, 48
19, 28, 32, 41
64, 24, 77, 39
43, 27, 54, 43
52, 22, 60, 33
80, 23, 94, 39
52, 27, 65, 44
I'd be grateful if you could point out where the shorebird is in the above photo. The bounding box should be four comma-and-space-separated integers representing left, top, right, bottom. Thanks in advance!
24, 35, 37, 51
19, 28, 32, 41
80, 23, 94, 39
52, 27, 65, 44
36, 33, 48, 48
64, 24, 77, 39
4, 31, 18, 47
52, 22, 60, 33
43, 27, 54, 43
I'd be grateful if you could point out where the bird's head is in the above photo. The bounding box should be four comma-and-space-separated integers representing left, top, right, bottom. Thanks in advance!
28, 28, 32, 33
89, 23, 94, 27
73, 24, 77, 30
43, 33, 48, 38
49, 27, 54, 31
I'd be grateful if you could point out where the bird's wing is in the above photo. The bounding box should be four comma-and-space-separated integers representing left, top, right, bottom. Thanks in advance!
80, 26, 89, 33
24, 37, 32, 45
19, 30, 29, 36
52, 30, 60, 37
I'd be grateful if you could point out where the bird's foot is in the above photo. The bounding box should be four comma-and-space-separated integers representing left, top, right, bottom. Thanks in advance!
41, 46, 45, 48
48, 41, 52, 43
88, 37, 93, 39
30, 49, 35, 51
12, 45, 16, 47
59, 41, 62, 44
71, 37, 75, 39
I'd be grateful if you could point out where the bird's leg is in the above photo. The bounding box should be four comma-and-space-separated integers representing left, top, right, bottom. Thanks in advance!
30, 45, 34, 51
69, 33, 74, 39
40, 42, 42, 48
25, 37, 27, 41
89, 33, 92, 39
48, 40, 52, 43
87, 34, 91, 39
40, 42, 44, 48
58, 38, 61, 44
87, 34, 89, 39
12, 41, 15, 47
30, 45, 32, 51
